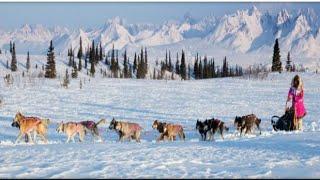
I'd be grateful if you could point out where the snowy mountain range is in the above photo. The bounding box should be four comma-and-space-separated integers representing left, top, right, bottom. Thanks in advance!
1, 6, 320, 59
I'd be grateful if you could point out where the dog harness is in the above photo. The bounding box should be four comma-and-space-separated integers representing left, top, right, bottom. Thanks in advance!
211, 119, 221, 128
131, 124, 142, 132
81, 121, 95, 129
23, 117, 42, 133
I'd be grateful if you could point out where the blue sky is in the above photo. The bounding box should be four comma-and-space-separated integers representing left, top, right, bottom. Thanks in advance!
0, 2, 319, 30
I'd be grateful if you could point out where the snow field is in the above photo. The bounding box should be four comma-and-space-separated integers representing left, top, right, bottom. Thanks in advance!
0, 71, 319, 178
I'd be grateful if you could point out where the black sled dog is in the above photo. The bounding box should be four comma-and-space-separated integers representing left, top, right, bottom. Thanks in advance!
271, 108, 294, 131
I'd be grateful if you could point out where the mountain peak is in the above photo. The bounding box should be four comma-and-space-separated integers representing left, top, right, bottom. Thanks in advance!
20, 24, 32, 32
277, 9, 290, 25
106, 16, 125, 26
183, 12, 197, 25
249, 5, 259, 16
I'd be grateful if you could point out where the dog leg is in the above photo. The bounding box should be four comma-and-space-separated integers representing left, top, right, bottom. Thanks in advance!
135, 131, 141, 143
204, 132, 207, 141
72, 135, 76, 143
27, 133, 34, 144
210, 130, 215, 141
157, 133, 165, 142
240, 127, 244, 137
66, 136, 71, 143
171, 135, 174, 141
256, 124, 261, 135
207, 131, 211, 141
119, 134, 125, 142
15, 132, 23, 144
79, 131, 85, 142
245, 127, 250, 135
25, 134, 29, 143
220, 129, 224, 140
211, 131, 215, 141
33, 131, 37, 143
39, 134, 48, 144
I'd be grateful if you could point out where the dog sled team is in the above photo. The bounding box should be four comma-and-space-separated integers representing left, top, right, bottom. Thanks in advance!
9, 75, 306, 144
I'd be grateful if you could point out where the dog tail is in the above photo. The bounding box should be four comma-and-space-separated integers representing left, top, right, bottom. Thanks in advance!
96, 118, 106, 126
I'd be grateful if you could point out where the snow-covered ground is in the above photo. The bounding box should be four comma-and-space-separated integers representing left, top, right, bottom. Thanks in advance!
0, 71, 320, 178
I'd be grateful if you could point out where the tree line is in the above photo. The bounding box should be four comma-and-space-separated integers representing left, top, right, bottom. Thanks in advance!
5, 37, 304, 82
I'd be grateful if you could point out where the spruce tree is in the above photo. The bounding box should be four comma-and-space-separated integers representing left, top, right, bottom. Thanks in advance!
285, 52, 292, 72
26, 51, 30, 72
144, 47, 148, 77
271, 38, 282, 72
139, 47, 145, 78
194, 56, 199, 79
165, 50, 168, 70
133, 53, 137, 72
116, 51, 119, 77
68, 47, 73, 66
123, 50, 129, 78
188, 64, 191, 80
11, 42, 17, 72
72, 61, 78, 78
77, 37, 83, 71
203, 56, 208, 78
78, 56, 82, 71
222, 56, 228, 77
180, 50, 187, 80
90, 40, 95, 64
62, 68, 70, 88
99, 43, 103, 61
129, 65, 133, 78
45, 40, 56, 78
168, 51, 172, 72
9, 41, 13, 53
136, 56, 142, 79
175, 53, 180, 75
199, 59, 203, 79
110, 44, 116, 77
211, 58, 215, 78
95, 46, 99, 64
90, 59, 95, 77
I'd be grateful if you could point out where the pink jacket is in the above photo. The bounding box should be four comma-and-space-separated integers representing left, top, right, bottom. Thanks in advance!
288, 87, 306, 118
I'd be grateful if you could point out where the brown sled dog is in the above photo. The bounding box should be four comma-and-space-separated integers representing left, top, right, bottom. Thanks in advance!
152, 120, 175, 141
234, 114, 261, 136
80, 119, 106, 141
56, 121, 87, 143
152, 120, 185, 142
207, 118, 229, 140
109, 118, 142, 142
12, 112, 50, 144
